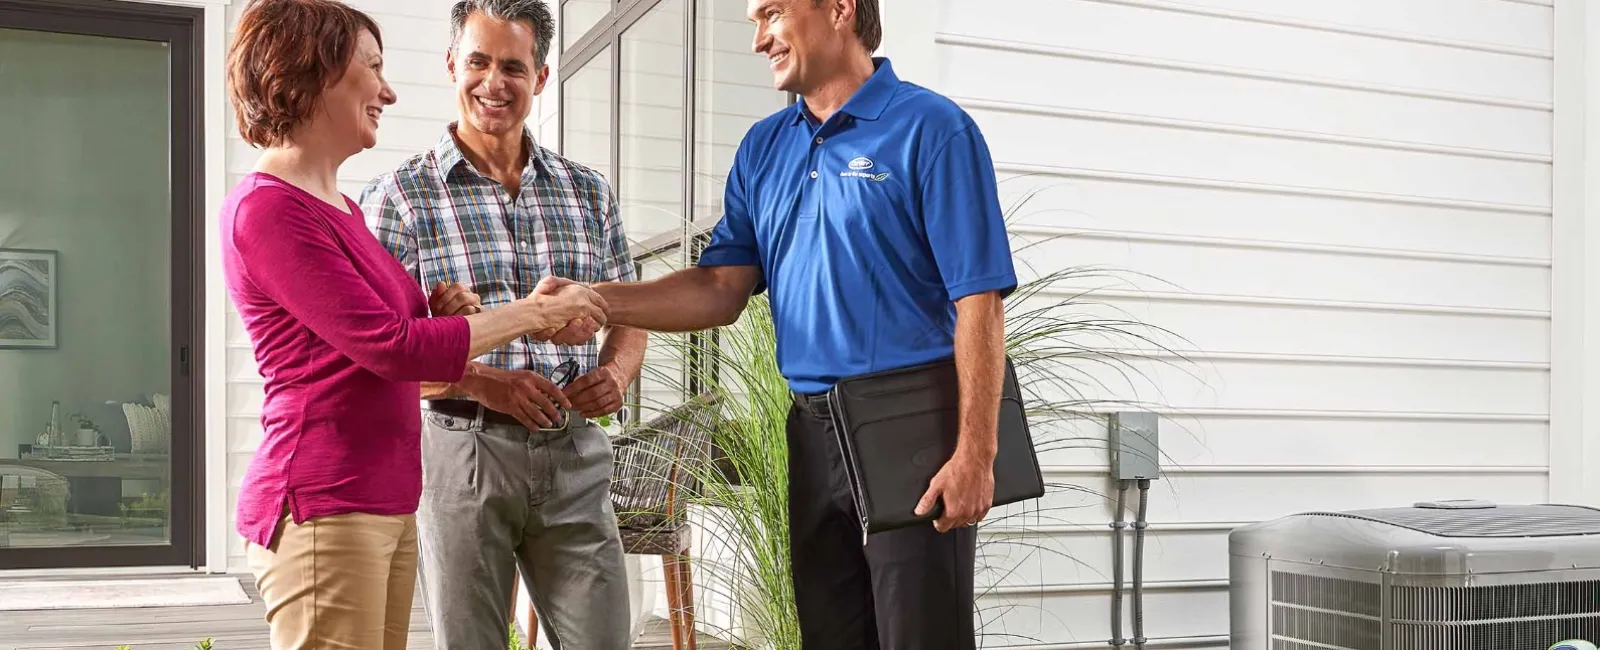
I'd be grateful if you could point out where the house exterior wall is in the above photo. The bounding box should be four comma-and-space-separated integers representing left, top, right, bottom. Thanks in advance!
171, 0, 1600, 646
884, 0, 1555, 645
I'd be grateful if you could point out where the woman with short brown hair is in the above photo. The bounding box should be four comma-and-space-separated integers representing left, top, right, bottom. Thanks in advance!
221, 1, 604, 647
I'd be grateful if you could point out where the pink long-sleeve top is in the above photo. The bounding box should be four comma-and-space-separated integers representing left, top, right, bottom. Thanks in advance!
221, 172, 471, 549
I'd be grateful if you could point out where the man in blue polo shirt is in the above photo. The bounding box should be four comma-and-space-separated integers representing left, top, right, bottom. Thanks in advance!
588, 0, 1014, 647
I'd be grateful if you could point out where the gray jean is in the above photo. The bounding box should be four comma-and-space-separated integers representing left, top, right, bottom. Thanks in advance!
417, 406, 631, 650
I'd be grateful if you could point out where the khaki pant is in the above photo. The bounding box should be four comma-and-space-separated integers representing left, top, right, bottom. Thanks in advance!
246, 510, 419, 650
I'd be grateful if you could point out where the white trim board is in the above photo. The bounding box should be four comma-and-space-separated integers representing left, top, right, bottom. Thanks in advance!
123, 0, 234, 573
1550, 0, 1600, 507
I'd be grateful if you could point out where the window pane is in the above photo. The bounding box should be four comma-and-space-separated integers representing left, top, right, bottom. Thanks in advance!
561, 47, 612, 178
694, 0, 788, 230
561, 0, 611, 52
620, 0, 687, 246
634, 249, 687, 421
0, 28, 172, 549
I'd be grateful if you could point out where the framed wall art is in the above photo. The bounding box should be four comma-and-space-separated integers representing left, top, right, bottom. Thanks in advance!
0, 248, 58, 349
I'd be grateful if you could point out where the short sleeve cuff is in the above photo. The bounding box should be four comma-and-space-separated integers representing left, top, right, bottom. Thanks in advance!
947, 273, 1018, 302
696, 248, 761, 268
696, 249, 767, 295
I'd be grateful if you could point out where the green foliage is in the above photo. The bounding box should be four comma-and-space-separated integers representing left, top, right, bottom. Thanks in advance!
508, 623, 528, 650
628, 290, 799, 649
114, 639, 212, 650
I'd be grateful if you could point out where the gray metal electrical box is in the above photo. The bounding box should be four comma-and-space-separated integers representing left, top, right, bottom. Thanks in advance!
1108, 411, 1160, 480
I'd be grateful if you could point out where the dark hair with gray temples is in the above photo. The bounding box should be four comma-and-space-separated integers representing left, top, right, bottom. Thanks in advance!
449, 0, 555, 67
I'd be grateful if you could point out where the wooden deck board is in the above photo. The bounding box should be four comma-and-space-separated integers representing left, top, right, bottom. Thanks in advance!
0, 573, 729, 650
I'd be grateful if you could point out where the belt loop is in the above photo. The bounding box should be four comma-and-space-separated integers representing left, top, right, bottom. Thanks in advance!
472, 403, 486, 430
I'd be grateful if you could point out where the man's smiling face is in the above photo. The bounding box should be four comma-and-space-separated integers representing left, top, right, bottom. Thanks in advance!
748, 0, 847, 95
448, 11, 548, 138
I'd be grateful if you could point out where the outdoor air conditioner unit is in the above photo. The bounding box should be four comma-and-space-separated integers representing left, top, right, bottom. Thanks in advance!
1229, 500, 1600, 650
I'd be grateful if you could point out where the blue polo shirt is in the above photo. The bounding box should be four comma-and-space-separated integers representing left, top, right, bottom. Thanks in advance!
698, 58, 1017, 394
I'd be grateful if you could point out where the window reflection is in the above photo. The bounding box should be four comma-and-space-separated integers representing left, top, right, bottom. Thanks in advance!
561, 0, 611, 51
634, 248, 687, 424
562, 48, 613, 179
0, 28, 173, 549
620, 0, 687, 245
694, 0, 789, 230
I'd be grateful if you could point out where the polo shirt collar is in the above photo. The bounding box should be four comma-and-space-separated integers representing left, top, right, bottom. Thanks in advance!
793, 56, 899, 125
433, 123, 548, 183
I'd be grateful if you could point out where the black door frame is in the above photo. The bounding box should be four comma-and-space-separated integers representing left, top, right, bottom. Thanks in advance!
0, 0, 206, 570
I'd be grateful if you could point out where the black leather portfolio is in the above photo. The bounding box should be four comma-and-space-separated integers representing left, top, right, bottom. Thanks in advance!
825, 355, 1045, 540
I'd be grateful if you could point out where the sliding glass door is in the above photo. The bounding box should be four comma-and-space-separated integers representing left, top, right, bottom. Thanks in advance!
0, 0, 203, 569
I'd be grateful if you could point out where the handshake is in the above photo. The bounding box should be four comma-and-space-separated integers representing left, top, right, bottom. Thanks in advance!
429, 276, 610, 345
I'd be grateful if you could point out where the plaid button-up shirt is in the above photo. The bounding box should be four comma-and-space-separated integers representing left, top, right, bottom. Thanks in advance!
359, 125, 637, 376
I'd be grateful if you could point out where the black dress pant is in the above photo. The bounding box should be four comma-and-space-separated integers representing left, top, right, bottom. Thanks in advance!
787, 394, 977, 650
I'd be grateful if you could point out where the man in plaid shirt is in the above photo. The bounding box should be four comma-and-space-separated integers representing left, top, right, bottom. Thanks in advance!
358, 1, 643, 647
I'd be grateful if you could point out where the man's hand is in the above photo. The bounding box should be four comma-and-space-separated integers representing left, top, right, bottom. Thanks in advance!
530, 276, 602, 344
430, 281, 482, 316
524, 275, 608, 337
535, 317, 602, 345
914, 449, 995, 533
458, 365, 572, 429
563, 364, 626, 418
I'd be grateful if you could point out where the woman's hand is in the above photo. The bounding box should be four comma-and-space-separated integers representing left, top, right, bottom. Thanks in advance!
429, 281, 482, 316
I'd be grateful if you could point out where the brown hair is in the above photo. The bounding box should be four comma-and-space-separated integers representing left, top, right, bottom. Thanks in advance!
816, 0, 881, 53
450, 0, 555, 68
227, 0, 384, 148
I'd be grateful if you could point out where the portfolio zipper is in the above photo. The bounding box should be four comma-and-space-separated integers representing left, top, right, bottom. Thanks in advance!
825, 392, 872, 547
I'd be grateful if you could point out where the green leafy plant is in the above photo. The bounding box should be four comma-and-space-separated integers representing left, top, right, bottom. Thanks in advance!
114, 639, 212, 650
618, 178, 1197, 648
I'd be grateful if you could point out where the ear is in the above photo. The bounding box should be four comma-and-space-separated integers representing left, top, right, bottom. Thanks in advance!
445, 49, 457, 82
833, 0, 856, 33
532, 64, 551, 96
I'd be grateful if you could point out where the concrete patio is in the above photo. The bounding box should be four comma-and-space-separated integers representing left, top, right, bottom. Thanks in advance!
0, 572, 726, 650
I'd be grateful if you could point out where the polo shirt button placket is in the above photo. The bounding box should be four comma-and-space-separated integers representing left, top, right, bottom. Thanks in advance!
811, 131, 824, 180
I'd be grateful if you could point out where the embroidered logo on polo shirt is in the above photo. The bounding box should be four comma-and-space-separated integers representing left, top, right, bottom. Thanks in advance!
841, 156, 890, 182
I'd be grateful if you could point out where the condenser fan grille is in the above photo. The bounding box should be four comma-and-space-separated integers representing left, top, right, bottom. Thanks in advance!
1303, 504, 1600, 538
1271, 573, 1380, 649
1393, 580, 1600, 620
1272, 572, 1380, 616
1273, 642, 1334, 650
1391, 618, 1600, 650
1272, 572, 1600, 650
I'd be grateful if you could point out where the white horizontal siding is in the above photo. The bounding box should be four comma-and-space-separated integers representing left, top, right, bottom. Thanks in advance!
933, 0, 1554, 646
221, 0, 462, 573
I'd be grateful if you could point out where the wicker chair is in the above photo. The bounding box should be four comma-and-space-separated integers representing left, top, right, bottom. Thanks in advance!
514, 391, 723, 650
0, 465, 72, 546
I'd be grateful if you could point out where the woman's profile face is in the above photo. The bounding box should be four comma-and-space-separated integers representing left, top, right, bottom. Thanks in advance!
316, 28, 396, 152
